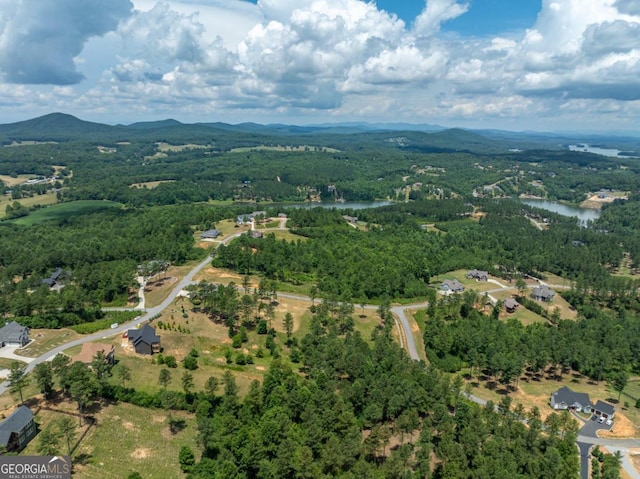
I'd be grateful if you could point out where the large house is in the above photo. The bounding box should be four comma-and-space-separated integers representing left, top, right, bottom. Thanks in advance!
200, 229, 221, 240
466, 270, 489, 281
550, 386, 592, 413
531, 285, 556, 302
127, 324, 160, 355
440, 279, 465, 294
0, 321, 29, 348
71, 342, 115, 365
0, 406, 37, 452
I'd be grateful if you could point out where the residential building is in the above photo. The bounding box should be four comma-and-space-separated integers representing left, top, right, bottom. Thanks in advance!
127, 324, 161, 355
0, 406, 37, 452
0, 321, 29, 348
440, 279, 465, 293
550, 386, 591, 413
531, 285, 556, 302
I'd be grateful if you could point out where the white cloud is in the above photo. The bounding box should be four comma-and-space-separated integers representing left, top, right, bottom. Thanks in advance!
413, 0, 469, 35
0, 0, 133, 84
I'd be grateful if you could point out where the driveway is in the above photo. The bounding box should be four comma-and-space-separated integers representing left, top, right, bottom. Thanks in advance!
0, 344, 35, 363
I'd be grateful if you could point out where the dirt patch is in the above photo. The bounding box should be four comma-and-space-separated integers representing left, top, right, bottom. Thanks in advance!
131, 447, 152, 459
599, 412, 637, 438
152, 415, 166, 423
255, 366, 265, 371
122, 421, 136, 431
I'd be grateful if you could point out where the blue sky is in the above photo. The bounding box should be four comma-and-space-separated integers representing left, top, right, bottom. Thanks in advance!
0, 0, 638, 133
377, 0, 542, 35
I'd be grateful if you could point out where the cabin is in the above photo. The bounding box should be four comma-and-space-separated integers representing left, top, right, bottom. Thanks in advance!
466, 270, 489, 281
531, 285, 556, 302
71, 342, 115, 365
504, 298, 520, 313
440, 279, 465, 294
127, 324, 161, 355
550, 386, 591, 413
0, 406, 37, 452
0, 321, 29, 348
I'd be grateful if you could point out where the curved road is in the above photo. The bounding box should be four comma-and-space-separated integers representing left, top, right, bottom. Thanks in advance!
1, 227, 639, 476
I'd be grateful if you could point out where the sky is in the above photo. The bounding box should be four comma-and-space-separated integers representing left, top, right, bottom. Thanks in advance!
0, 0, 639, 132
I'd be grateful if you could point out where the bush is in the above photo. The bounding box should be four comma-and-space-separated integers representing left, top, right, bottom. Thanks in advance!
183, 355, 198, 370
257, 320, 268, 334
164, 355, 177, 368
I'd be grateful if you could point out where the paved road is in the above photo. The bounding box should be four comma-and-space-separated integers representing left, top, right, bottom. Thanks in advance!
1, 227, 638, 476
0, 231, 245, 396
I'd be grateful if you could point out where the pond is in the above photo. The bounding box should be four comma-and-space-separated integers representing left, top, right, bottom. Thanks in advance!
521, 198, 600, 225
568, 144, 639, 159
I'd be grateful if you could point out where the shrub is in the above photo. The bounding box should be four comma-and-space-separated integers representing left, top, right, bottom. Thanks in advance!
183, 355, 198, 371
164, 355, 178, 368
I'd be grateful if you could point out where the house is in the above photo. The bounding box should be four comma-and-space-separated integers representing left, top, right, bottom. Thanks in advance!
200, 229, 221, 240
0, 321, 29, 348
342, 215, 358, 224
71, 342, 115, 365
42, 267, 69, 288
593, 400, 615, 419
127, 324, 160, 355
440, 279, 465, 293
249, 230, 263, 239
531, 285, 556, 302
0, 406, 37, 452
550, 386, 592, 413
504, 298, 520, 313
466, 270, 489, 281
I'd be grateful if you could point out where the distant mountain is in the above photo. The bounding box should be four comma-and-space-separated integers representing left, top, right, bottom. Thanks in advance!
0, 112, 123, 141
124, 119, 183, 130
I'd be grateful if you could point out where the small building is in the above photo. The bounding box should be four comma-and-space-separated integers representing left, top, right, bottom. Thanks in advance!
127, 324, 161, 355
71, 342, 115, 365
440, 279, 465, 294
550, 386, 591, 413
200, 229, 221, 240
249, 230, 263, 239
0, 406, 37, 452
342, 215, 358, 224
466, 270, 489, 281
531, 285, 556, 302
504, 298, 520, 313
41, 267, 69, 288
593, 400, 615, 420
0, 321, 29, 348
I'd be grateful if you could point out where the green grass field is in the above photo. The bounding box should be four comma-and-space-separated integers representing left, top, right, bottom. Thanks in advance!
11, 200, 122, 225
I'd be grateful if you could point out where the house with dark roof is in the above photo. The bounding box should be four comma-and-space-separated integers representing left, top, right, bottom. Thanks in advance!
466, 270, 489, 281
550, 386, 591, 413
249, 230, 263, 239
531, 285, 556, 302
0, 406, 37, 452
0, 321, 29, 348
504, 298, 520, 313
200, 229, 221, 240
593, 400, 615, 419
440, 279, 465, 294
127, 324, 160, 355
41, 267, 68, 288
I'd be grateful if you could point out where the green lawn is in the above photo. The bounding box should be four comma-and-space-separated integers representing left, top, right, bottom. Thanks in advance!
11, 200, 121, 225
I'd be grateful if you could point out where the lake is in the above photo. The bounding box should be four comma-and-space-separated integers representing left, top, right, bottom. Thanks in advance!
521, 198, 600, 225
568, 144, 639, 158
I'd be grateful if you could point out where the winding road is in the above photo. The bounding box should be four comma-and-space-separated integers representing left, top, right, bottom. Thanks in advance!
1, 223, 638, 477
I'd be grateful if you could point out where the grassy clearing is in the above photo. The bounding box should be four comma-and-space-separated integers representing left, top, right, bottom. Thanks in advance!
143, 262, 206, 308
0, 174, 36, 186
0, 357, 27, 370
156, 142, 210, 152
11, 200, 121, 225
18, 398, 199, 479
16, 328, 80, 358
431, 269, 499, 293
129, 180, 176, 189
0, 192, 59, 217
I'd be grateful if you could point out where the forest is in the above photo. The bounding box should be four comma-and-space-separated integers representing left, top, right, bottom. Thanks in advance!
2, 115, 640, 477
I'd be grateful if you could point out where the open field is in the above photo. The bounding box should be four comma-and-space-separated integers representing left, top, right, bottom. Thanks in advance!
0, 174, 37, 186
129, 180, 176, 189
0, 191, 59, 216
18, 397, 199, 479
156, 142, 211, 152
10, 200, 121, 225
16, 328, 80, 358
431, 269, 504, 293
143, 261, 207, 308
490, 289, 548, 325
0, 357, 27, 370
229, 145, 340, 153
